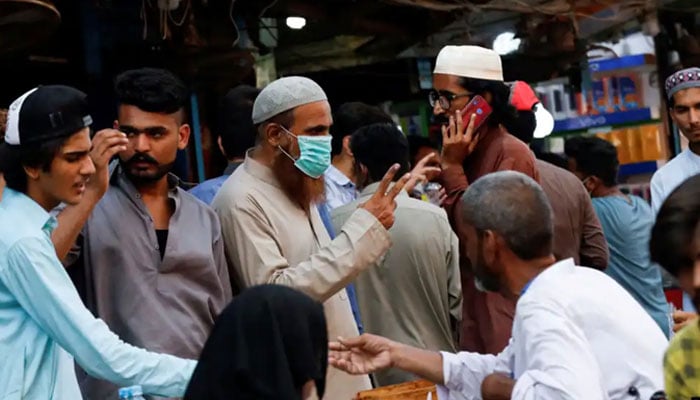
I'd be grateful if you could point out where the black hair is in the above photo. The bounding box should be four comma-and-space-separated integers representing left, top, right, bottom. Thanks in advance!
563, 135, 583, 159
217, 85, 260, 159
331, 102, 393, 156
114, 68, 189, 115
501, 110, 536, 144
650, 174, 700, 276
566, 136, 618, 186
0, 136, 67, 193
457, 77, 518, 129
407, 135, 438, 165
351, 123, 410, 183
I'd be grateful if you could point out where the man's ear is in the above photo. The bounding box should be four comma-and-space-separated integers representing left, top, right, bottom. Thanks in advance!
24, 165, 41, 181
177, 124, 191, 150
342, 135, 353, 157
264, 123, 285, 147
217, 136, 226, 157
482, 230, 499, 266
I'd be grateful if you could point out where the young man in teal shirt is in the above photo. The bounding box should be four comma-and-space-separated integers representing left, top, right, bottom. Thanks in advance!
0, 85, 195, 399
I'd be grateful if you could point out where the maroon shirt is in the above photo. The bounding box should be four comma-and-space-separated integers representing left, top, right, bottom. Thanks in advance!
535, 160, 609, 269
440, 125, 539, 354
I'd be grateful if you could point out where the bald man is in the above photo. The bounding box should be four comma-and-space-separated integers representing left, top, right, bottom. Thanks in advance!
212, 76, 411, 399
330, 171, 667, 400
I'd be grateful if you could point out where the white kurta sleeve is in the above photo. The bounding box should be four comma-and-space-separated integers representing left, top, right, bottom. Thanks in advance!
437, 344, 512, 400
510, 301, 607, 400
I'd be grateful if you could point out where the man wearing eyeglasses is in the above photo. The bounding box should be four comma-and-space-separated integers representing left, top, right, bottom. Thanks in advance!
429, 45, 539, 355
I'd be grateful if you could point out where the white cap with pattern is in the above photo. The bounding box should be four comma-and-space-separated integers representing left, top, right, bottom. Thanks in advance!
433, 45, 504, 82
252, 76, 328, 125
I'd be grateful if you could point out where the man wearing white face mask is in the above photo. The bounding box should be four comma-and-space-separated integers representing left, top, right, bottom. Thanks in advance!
212, 76, 411, 400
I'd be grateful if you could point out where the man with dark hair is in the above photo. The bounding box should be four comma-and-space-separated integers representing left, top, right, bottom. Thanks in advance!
329, 171, 667, 399
212, 76, 410, 399
331, 123, 461, 386
505, 81, 609, 271
52, 68, 232, 399
325, 101, 394, 210
650, 174, 700, 397
430, 45, 539, 354
568, 136, 669, 336
189, 85, 260, 204
0, 85, 196, 399
650, 67, 700, 214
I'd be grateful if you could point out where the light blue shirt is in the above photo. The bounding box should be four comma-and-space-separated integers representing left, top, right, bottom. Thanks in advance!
324, 165, 357, 211
189, 175, 229, 205
592, 195, 670, 337
0, 188, 196, 399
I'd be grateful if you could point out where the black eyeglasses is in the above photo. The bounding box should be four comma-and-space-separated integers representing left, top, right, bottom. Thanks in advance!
428, 90, 473, 110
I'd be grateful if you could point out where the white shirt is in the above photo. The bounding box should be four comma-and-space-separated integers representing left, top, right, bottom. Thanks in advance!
650, 149, 700, 214
437, 259, 667, 400
324, 165, 357, 210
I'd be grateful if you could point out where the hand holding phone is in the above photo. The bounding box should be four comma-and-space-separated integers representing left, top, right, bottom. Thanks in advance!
441, 95, 492, 166
460, 95, 492, 131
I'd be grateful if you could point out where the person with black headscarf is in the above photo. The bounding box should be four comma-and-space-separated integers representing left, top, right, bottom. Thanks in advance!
184, 284, 328, 400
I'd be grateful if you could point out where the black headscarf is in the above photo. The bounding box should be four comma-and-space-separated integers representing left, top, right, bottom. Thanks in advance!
184, 284, 328, 400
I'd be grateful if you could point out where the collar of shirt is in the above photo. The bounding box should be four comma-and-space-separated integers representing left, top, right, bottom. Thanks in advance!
520, 258, 576, 296
520, 278, 535, 296
242, 149, 282, 189
324, 165, 355, 189
684, 148, 700, 165
223, 161, 243, 176
1, 188, 58, 235
357, 181, 409, 200
110, 165, 181, 210
469, 124, 508, 159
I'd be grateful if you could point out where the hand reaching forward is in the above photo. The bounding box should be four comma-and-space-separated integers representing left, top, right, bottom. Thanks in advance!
405, 152, 441, 194
328, 334, 395, 375
359, 164, 411, 229
673, 310, 698, 332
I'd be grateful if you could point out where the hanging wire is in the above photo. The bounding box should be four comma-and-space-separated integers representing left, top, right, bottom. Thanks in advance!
384, 0, 651, 19
169, 0, 191, 27
141, 0, 148, 40
229, 0, 240, 47
259, 0, 279, 18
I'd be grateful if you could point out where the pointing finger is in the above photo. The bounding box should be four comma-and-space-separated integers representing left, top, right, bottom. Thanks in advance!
375, 164, 400, 197
386, 172, 412, 200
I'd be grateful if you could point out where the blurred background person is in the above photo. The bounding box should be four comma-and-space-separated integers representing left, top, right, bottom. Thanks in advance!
189, 85, 260, 204
332, 123, 461, 386
504, 80, 609, 271
650, 174, 700, 397
569, 136, 669, 336
325, 102, 394, 211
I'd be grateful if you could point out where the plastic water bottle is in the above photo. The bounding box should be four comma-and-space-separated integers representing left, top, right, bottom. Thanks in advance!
118, 385, 146, 400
